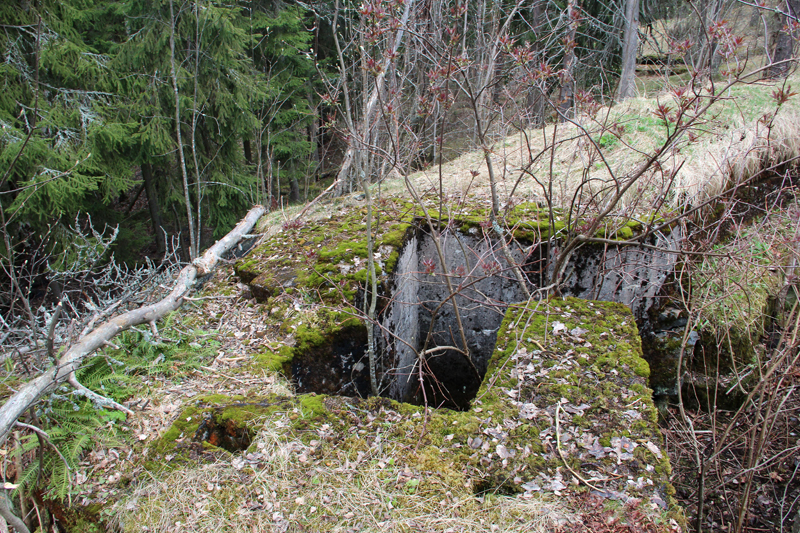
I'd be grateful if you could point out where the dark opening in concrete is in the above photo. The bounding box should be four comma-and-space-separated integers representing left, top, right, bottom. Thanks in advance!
378, 225, 532, 410
291, 325, 372, 398
194, 412, 253, 452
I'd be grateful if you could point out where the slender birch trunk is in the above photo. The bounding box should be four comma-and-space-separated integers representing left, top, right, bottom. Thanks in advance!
192, 0, 203, 255
169, 0, 197, 259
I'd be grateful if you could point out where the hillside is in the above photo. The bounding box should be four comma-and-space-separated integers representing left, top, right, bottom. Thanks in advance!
1, 71, 797, 531
3, 2, 800, 530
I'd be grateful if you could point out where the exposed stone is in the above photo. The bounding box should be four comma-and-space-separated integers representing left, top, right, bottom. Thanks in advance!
379, 227, 529, 408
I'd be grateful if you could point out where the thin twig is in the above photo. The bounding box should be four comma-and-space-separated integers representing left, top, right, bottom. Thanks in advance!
46, 302, 63, 364
199, 366, 246, 384
555, 402, 603, 492
13, 422, 73, 477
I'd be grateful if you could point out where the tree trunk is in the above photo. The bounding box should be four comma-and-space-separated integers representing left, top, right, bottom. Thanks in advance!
333, 0, 415, 195
169, 0, 198, 260
273, 160, 280, 207
617, 0, 639, 101
526, 0, 547, 127
289, 176, 300, 203
770, 0, 800, 77
243, 139, 252, 164
141, 163, 166, 255
191, 0, 204, 259
0, 205, 267, 448
558, 0, 578, 121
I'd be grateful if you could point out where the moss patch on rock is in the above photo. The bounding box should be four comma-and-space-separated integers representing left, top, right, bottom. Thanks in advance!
453, 297, 673, 506
149, 394, 296, 468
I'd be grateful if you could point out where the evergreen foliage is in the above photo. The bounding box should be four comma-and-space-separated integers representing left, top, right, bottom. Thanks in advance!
0, 0, 135, 226
0, 0, 321, 254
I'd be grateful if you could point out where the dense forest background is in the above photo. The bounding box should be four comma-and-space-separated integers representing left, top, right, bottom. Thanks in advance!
2, 0, 763, 269
3, 1, 800, 532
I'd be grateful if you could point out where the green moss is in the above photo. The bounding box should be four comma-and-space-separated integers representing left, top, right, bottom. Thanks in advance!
385, 250, 401, 273
215, 403, 271, 426
379, 223, 412, 248
254, 347, 294, 372
630, 354, 651, 378
294, 323, 328, 351
318, 240, 368, 262
233, 258, 262, 282
150, 394, 295, 465
299, 394, 328, 418
151, 405, 203, 456
254, 310, 366, 374
463, 297, 671, 499
615, 225, 634, 240
512, 219, 567, 241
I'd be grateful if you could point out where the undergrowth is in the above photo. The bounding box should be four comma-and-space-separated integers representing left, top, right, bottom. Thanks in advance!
11, 313, 219, 506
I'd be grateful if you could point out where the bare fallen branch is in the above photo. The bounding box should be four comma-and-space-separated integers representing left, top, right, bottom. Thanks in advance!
0, 493, 29, 533
0, 205, 266, 447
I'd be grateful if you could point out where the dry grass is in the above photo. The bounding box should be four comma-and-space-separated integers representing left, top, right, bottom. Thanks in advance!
265, 68, 800, 235
369, 71, 800, 220
112, 411, 574, 533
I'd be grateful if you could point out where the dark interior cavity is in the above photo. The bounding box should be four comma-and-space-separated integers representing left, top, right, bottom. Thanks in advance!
291, 325, 371, 398
378, 225, 531, 410
194, 412, 253, 452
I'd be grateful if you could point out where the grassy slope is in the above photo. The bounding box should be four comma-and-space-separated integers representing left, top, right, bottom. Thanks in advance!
23, 61, 800, 533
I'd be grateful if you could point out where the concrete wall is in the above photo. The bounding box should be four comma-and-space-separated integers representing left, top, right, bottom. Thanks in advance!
379, 225, 683, 406
381, 235, 420, 402
380, 228, 528, 407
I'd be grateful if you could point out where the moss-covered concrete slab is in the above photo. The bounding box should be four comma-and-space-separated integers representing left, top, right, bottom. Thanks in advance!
152, 297, 675, 519
473, 297, 672, 504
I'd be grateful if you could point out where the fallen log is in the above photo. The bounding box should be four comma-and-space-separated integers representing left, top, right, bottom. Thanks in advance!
0, 205, 266, 447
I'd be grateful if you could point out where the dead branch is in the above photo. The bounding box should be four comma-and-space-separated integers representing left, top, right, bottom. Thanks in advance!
45, 302, 62, 364
0, 205, 266, 448
0, 493, 29, 533
67, 374, 133, 415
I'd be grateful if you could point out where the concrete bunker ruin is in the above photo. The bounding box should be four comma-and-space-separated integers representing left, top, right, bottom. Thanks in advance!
288, 224, 532, 410
287, 220, 682, 410
378, 225, 532, 409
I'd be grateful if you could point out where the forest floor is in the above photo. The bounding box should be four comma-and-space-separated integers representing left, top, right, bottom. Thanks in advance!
3, 65, 800, 532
